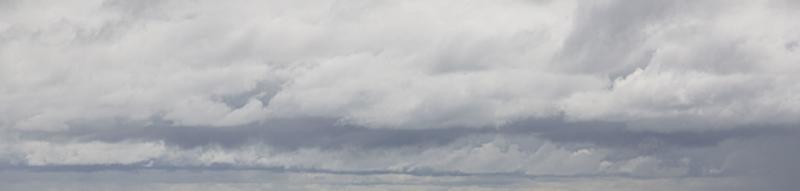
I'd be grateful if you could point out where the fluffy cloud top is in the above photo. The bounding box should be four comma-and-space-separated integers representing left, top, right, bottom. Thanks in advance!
1, 0, 799, 190
3, 0, 798, 131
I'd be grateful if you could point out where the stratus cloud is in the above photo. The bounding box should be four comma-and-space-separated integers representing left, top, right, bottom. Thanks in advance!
0, 134, 691, 178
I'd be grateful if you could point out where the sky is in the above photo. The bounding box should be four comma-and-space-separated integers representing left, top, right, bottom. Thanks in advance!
1, 0, 800, 190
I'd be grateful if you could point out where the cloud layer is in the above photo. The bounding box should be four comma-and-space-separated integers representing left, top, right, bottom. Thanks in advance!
1, 0, 799, 190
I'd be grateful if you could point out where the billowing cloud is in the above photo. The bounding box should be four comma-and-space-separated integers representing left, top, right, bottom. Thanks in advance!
1, 0, 799, 190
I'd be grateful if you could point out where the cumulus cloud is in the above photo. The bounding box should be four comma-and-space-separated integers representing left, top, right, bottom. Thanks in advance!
3, 0, 799, 130
1, 0, 799, 190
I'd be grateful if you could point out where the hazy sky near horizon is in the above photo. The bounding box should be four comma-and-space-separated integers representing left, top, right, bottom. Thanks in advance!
1, 0, 800, 190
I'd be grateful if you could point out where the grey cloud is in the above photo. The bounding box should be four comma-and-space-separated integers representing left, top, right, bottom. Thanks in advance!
6, 118, 795, 179
0, 170, 761, 191
13, 117, 779, 153
2, 0, 800, 190
557, 0, 675, 76
2, 122, 798, 189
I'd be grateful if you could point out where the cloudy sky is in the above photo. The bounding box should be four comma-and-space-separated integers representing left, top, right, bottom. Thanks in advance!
1, 0, 800, 190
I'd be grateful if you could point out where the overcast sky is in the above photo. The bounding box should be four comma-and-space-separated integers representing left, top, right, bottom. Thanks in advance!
1, 0, 800, 190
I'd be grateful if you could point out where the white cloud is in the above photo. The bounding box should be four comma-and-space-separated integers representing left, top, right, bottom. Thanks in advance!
3, 0, 799, 131
0, 0, 585, 130
16, 141, 166, 166
1, 0, 800, 190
